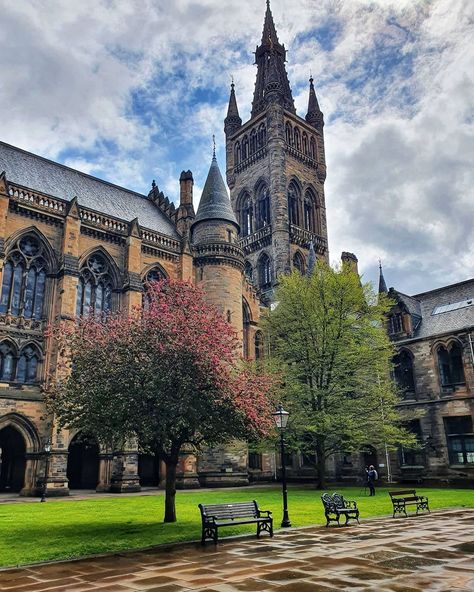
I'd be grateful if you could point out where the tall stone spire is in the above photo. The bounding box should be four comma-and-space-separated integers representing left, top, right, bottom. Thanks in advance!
224, 81, 242, 136
305, 76, 324, 130
378, 261, 388, 294
251, 0, 295, 117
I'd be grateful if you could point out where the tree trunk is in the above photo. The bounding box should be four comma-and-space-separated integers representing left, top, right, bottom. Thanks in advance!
164, 457, 178, 523
315, 440, 326, 490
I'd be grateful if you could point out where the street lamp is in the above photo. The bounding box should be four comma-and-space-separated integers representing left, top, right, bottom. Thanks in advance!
40, 439, 52, 503
273, 404, 291, 528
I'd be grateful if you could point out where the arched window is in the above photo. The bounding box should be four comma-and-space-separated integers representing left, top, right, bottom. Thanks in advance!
243, 299, 251, 360
240, 193, 253, 237
244, 261, 254, 282
255, 331, 264, 360
0, 341, 15, 382
242, 136, 249, 160
393, 350, 415, 395
0, 234, 49, 319
304, 189, 317, 232
258, 254, 272, 289
288, 181, 301, 226
234, 142, 241, 165
302, 132, 308, 155
294, 127, 301, 152
285, 122, 293, 146
310, 137, 317, 160
438, 343, 465, 387
250, 129, 257, 155
76, 253, 114, 317
145, 267, 166, 284
16, 344, 40, 384
258, 124, 266, 149
293, 252, 305, 275
256, 184, 270, 229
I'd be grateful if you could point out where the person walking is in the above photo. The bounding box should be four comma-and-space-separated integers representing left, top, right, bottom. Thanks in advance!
366, 465, 378, 496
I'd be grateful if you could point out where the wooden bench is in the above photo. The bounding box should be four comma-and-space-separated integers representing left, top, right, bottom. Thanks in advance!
198, 500, 273, 544
389, 489, 430, 518
321, 492, 360, 527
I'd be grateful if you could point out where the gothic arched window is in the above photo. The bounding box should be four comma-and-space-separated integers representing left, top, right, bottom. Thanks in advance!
285, 122, 293, 146
258, 254, 272, 289
288, 181, 301, 226
256, 184, 270, 229
293, 252, 305, 275
242, 136, 249, 160
393, 350, 415, 395
294, 127, 301, 152
0, 341, 16, 382
302, 132, 308, 155
76, 253, 114, 317
16, 344, 40, 384
244, 261, 253, 282
0, 234, 49, 319
234, 142, 241, 165
240, 193, 253, 237
255, 331, 264, 360
304, 189, 318, 232
258, 123, 266, 148
250, 129, 257, 155
243, 299, 251, 360
310, 137, 317, 160
437, 343, 465, 387
145, 267, 166, 284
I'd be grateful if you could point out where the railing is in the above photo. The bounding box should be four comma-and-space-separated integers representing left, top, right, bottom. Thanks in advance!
140, 229, 181, 253
239, 225, 272, 255
289, 225, 327, 253
285, 145, 319, 168
80, 210, 128, 234
8, 185, 67, 215
234, 147, 267, 174
193, 242, 244, 260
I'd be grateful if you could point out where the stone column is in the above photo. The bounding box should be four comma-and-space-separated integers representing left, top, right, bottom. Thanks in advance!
110, 442, 141, 493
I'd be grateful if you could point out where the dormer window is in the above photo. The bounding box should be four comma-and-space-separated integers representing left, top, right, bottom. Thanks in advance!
388, 313, 403, 334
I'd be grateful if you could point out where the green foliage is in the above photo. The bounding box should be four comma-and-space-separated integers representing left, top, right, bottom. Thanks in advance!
265, 263, 418, 483
0, 486, 471, 568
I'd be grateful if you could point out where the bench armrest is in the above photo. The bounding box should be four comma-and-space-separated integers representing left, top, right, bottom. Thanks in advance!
344, 500, 357, 509
258, 509, 272, 517
203, 515, 218, 525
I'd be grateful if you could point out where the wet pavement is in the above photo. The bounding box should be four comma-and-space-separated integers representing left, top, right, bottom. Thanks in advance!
0, 508, 473, 591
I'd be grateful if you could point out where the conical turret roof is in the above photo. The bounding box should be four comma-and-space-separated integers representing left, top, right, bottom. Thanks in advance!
261, 0, 279, 46
378, 261, 388, 294
193, 154, 238, 227
226, 82, 240, 120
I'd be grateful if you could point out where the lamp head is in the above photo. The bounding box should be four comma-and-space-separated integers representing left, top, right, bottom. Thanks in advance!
273, 403, 289, 430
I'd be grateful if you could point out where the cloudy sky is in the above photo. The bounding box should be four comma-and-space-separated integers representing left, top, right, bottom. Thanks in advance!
0, 0, 473, 295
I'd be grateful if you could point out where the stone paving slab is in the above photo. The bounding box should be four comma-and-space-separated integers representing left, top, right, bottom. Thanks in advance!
1, 509, 473, 591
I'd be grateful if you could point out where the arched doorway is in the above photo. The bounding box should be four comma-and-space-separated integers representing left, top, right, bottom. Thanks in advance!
363, 445, 378, 472
67, 433, 100, 489
0, 426, 26, 492
138, 453, 160, 487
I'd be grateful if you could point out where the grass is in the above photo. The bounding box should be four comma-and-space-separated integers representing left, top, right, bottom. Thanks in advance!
0, 485, 472, 568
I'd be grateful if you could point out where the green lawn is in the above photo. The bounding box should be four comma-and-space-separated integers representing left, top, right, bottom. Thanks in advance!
0, 485, 472, 568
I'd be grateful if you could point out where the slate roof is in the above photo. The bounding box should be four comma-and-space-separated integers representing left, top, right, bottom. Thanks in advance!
0, 141, 179, 238
392, 279, 474, 341
193, 155, 238, 227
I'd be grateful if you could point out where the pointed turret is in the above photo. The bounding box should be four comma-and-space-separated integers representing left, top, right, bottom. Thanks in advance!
378, 261, 388, 294
193, 152, 238, 229
305, 76, 324, 130
251, 0, 295, 117
224, 82, 242, 136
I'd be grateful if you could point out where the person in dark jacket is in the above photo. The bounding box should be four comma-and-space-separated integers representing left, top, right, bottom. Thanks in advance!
366, 465, 378, 496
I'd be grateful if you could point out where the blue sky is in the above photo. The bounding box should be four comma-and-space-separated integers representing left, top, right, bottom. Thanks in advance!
0, 0, 473, 295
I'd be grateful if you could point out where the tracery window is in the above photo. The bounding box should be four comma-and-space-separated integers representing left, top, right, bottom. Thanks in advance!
255, 331, 264, 360
304, 189, 317, 232
76, 253, 114, 317
257, 254, 272, 289
243, 299, 251, 360
393, 350, 415, 395
256, 184, 270, 229
257, 124, 266, 148
285, 122, 293, 146
240, 193, 253, 237
0, 234, 48, 319
437, 343, 465, 387
293, 127, 301, 151
242, 136, 249, 160
250, 129, 257, 155
234, 142, 241, 165
16, 345, 40, 384
388, 313, 403, 334
0, 342, 15, 382
302, 132, 308, 155
293, 252, 305, 275
288, 181, 301, 226
310, 137, 317, 160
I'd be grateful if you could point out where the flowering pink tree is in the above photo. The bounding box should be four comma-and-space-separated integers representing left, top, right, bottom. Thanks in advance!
46, 280, 275, 522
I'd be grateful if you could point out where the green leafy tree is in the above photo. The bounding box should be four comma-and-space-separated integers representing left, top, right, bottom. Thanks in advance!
45, 280, 275, 522
265, 261, 417, 488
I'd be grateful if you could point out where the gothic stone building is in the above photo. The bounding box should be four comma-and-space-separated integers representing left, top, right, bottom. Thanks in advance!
380, 268, 474, 485
0, 3, 331, 495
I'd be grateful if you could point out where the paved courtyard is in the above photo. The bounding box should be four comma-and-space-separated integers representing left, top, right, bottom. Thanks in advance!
0, 508, 473, 592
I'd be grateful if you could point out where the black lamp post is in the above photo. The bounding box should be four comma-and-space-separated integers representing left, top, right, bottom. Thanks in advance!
40, 439, 52, 503
273, 404, 291, 528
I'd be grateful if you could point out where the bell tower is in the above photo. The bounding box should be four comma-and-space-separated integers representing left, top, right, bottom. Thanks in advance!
225, 0, 329, 300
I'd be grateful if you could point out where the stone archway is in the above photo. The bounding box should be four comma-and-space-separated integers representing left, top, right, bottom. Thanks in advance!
67, 433, 100, 490
0, 425, 26, 492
